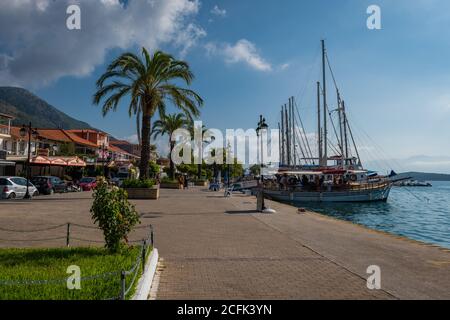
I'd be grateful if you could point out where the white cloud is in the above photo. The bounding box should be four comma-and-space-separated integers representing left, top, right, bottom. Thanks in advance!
0, 0, 204, 88
122, 133, 170, 157
123, 134, 139, 144
206, 39, 272, 72
174, 23, 207, 58
210, 5, 226, 17
279, 63, 290, 71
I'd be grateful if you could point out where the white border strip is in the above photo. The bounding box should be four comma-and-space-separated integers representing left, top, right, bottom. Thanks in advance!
132, 248, 159, 300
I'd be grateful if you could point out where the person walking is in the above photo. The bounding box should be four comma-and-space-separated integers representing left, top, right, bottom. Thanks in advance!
178, 174, 184, 190
184, 174, 189, 190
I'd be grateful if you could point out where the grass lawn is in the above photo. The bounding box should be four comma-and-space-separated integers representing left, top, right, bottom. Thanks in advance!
0, 246, 150, 300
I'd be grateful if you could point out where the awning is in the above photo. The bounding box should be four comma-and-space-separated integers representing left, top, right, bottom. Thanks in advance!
63, 157, 86, 167
29, 156, 86, 167
31, 156, 51, 165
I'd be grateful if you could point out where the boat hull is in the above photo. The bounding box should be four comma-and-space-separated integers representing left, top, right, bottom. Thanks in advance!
264, 184, 392, 203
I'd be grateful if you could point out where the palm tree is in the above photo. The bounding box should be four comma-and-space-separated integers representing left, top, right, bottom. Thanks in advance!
93, 48, 203, 179
152, 113, 189, 179
188, 122, 208, 179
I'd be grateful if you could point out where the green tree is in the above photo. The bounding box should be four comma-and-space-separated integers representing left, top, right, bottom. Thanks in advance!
93, 48, 203, 179
152, 113, 189, 179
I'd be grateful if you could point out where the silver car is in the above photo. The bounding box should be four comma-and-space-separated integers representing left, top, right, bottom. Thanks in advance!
0, 177, 39, 200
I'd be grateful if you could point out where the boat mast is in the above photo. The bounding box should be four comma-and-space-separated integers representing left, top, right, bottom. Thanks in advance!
290, 97, 296, 167
342, 100, 349, 161
337, 90, 345, 166
317, 81, 322, 165
278, 122, 282, 166
284, 104, 290, 167
321, 40, 328, 167
280, 107, 285, 166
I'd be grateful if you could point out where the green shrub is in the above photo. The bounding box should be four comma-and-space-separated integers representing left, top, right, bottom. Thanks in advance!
122, 179, 156, 189
91, 179, 141, 253
148, 161, 160, 177
161, 177, 178, 184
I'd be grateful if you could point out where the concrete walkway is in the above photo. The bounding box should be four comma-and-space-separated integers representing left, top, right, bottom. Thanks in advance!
131, 188, 450, 300
1, 189, 448, 299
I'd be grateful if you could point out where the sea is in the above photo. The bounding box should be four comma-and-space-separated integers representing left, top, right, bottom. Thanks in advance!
293, 181, 450, 249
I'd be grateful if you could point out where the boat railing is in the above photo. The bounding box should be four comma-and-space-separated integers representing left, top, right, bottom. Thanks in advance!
263, 179, 391, 193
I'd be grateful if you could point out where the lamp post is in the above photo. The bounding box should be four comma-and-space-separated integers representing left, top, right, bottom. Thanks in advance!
19, 123, 39, 199
256, 115, 268, 211
98, 143, 108, 177
226, 143, 231, 189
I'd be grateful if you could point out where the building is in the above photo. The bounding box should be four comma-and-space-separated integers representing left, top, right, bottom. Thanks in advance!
0, 113, 17, 175
0, 111, 139, 178
110, 140, 141, 157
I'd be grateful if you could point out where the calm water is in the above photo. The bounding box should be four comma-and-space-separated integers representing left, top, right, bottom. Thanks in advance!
292, 181, 450, 249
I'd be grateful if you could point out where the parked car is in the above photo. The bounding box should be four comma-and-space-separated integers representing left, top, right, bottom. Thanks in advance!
31, 176, 68, 195
0, 177, 39, 199
110, 172, 130, 187
209, 182, 223, 192
78, 177, 97, 191
66, 181, 82, 192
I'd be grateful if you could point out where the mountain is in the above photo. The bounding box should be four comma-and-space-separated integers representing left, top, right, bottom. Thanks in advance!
397, 172, 450, 181
0, 87, 93, 129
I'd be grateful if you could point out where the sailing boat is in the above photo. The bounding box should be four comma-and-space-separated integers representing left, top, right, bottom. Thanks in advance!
263, 40, 393, 203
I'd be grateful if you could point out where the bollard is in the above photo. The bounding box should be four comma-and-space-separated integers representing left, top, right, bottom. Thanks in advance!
66, 223, 71, 247
142, 240, 147, 272
120, 271, 126, 300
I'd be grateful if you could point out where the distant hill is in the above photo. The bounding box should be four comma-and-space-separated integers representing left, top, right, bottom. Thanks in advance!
0, 87, 93, 129
397, 172, 450, 181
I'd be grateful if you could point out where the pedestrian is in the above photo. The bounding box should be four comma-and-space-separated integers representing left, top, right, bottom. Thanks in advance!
184, 174, 189, 190
178, 174, 184, 190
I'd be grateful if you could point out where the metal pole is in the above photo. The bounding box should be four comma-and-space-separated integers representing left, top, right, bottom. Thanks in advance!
66, 223, 71, 247
142, 240, 147, 272
342, 100, 349, 161
278, 122, 282, 166
317, 82, 322, 165
321, 40, 328, 167
280, 108, 285, 166
120, 271, 126, 300
151, 227, 154, 247
284, 105, 290, 167
291, 97, 296, 167
24, 123, 32, 199
337, 91, 344, 164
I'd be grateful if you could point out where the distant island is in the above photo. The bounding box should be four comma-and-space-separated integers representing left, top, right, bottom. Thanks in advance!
397, 172, 450, 182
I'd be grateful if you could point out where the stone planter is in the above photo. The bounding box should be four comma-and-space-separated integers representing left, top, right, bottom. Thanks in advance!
125, 186, 160, 200
160, 183, 182, 189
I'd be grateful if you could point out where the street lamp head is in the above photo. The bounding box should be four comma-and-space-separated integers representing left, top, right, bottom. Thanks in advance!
32, 129, 39, 140
19, 125, 26, 138
260, 118, 268, 130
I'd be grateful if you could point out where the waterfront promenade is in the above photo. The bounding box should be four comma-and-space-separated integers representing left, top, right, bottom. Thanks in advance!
0, 188, 449, 299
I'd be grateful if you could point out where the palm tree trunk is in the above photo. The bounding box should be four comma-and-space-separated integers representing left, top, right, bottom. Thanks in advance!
140, 112, 152, 179
169, 141, 175, 180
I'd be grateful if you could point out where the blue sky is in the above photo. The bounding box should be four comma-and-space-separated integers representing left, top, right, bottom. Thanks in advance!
1, 0, 450, 172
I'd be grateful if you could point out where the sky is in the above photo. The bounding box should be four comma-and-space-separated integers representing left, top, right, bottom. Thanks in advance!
0, 0, 450, 173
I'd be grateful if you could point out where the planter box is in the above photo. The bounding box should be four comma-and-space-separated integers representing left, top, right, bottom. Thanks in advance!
194, 181, 209, 187
160, 183, 182, 189
125, 187, 160, 200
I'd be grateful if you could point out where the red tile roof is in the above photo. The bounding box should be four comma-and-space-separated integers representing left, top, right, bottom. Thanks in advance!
10, 127, 100, 148
37, 129, 72, 143
63, 131, 99, 148
108, 144, 136, 157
